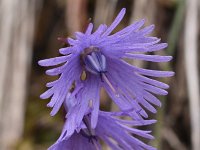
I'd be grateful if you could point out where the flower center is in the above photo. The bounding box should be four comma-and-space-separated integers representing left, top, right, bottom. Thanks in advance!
82, 46, 107, 75
81, 46, 119, 97
80, 116, 100, 150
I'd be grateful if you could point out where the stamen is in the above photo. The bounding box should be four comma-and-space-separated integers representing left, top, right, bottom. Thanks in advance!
91, 138, 100, 150
81, 116, 100, 150
83, 116, 95, 136
102, 73, 119, 97
81, 70, 87, 81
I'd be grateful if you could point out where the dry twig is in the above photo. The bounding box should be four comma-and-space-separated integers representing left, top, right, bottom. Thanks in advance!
184, 0, 200, 149
162, 127, 187, 150
0, 0, 37, 149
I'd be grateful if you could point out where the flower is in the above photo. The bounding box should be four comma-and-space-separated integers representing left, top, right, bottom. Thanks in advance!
38, 8, 174, 129
49, 99, 157, 150
49, 113, 156, 150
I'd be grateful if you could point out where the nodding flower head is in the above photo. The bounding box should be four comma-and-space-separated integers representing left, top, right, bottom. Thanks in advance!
49, 104, 157, 150
38, 8, 174, 129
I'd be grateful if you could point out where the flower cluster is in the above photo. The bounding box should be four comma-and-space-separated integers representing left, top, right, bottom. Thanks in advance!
39, 8, 173, 149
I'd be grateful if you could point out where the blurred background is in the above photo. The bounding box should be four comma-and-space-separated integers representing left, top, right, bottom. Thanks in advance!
0, 0, 199, 150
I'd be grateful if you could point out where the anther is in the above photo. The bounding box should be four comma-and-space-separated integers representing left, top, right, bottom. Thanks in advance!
81, 70, 87, 81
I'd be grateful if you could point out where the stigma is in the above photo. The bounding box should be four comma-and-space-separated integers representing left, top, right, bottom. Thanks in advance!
82, 47, 107, 75
81, 47, 119, 97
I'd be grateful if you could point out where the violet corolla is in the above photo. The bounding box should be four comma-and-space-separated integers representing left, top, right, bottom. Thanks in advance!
38, 8, 173, 131
49, 95, 157, 150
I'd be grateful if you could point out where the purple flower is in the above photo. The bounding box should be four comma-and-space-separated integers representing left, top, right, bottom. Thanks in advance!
38, 8, 173, 128
49, 110, 156, 150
